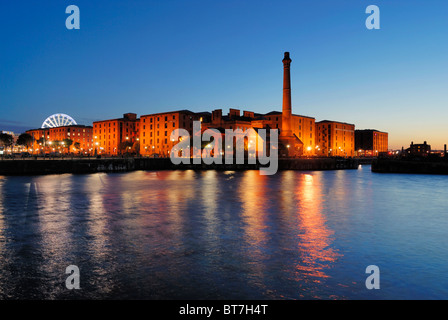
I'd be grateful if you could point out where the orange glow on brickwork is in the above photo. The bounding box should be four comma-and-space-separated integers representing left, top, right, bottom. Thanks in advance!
26, 126, 93, 154
315, 121, 355, 157
93, 113, 139, 155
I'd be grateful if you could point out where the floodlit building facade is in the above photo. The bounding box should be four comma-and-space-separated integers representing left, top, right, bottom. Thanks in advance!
355, 129, 388, 156
315, 120, 355, 157
93, 113, 140, 155
262, 111, 316, 156
26, 125, 93, 154
139, 110, 208, 157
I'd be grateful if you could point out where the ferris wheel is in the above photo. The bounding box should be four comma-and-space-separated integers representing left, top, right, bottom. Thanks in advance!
41, 113, 77, 128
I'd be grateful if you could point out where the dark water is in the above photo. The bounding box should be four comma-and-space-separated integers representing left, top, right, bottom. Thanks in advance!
0, 166, 447, 299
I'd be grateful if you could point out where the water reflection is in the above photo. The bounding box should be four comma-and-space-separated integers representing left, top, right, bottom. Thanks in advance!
0, 176, 5, 297
0, 176, 4, 242
294, 173, 340, 283
0, 171, 341, 299
1, 168, 447, 299
239, 171, 270, 293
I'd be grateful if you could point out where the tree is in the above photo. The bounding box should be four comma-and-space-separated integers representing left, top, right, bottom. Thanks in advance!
0, 133, 14, 148
62, 139, 73, 153
132, 141, 140, 155
36, 137, 48, 153
73, 142, 81, 156
118, 141, 133, 154
49, 140, 61, 153
17, 133, 34, 149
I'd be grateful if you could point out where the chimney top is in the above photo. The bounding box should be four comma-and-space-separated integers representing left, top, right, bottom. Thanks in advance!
283, 52, 291, 63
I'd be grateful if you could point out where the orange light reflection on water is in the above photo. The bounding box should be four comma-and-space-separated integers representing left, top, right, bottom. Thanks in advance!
239, 171, 269, 248
294, 173, 340, 283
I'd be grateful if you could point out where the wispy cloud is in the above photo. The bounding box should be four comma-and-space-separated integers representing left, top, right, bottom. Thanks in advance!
0, 120, 35, 133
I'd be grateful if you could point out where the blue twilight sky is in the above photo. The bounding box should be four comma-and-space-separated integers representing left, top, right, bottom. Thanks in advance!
0, 0, 447, 149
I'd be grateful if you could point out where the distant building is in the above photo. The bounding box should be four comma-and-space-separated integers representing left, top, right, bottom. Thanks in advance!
139, 110, 206, 157
205, 109, 256, 132
315, 121, 355, 157
19, 52, 374, 159
93, 113, 140, 155
1, 130, 19, 142
26, 125, 93, 154
355, 129, 388, 156
202, 108, 316, 156
261, 111, 316, 156
406, 141, 431, 156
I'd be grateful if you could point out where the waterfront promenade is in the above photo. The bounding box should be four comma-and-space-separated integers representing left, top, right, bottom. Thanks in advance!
0, 157, 360, 175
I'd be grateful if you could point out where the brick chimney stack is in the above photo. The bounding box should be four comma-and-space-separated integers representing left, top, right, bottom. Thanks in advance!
281, 52, 292, 137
